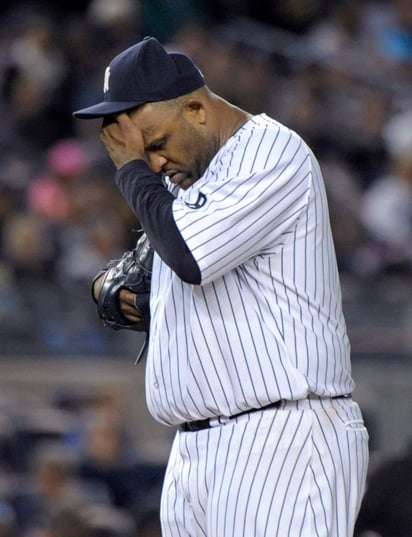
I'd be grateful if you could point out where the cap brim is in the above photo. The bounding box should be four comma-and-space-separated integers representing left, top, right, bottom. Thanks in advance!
72, 100, 142, 119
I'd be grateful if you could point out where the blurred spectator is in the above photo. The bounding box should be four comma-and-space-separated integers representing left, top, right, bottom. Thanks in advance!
0, 211, 60, 351
73, 389, 165, 511
360, 152, 412, 271
1, 8, 73, 153
357, 109, 412, 274
87, 0, 142, 52
382, 107, 412, 160
27, 138, 89, 222
13, 442, 94, 535
0, 501, 17, 537
319, 156, 366, 271
74, 389, 137, 468
366, 0, 412, 65
2, 212, 56, 279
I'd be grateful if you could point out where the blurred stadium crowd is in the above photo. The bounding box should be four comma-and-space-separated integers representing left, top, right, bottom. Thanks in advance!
0, 0, 411, 535
0, 0, 412, 356
0, 380, 166, 536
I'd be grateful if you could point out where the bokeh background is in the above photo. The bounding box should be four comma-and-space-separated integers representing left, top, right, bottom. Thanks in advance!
0, 0, 411, 535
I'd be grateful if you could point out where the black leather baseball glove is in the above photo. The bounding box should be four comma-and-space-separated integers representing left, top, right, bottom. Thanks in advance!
92, 231, 153, 332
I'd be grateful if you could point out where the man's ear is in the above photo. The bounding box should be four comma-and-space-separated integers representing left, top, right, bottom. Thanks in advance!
183, 99, 206, 124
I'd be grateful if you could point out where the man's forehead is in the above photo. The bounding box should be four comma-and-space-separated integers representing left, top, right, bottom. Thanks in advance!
131, 102, 170, 135
131, 103, 172, 141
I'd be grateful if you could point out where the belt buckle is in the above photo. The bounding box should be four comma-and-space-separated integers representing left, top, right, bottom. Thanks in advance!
210, 416, 230, 427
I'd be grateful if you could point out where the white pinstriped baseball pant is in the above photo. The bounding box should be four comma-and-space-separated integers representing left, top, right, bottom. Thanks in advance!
160, 397, 369, 537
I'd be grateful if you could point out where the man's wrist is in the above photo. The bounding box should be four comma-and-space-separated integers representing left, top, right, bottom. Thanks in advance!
115, 158, 163, 181
116, 158, 147, 172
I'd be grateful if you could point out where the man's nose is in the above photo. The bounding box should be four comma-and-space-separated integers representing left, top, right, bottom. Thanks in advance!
148, 153, 168, 174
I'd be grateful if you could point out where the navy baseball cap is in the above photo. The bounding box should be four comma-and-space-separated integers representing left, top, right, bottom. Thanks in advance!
73, 36, 205, 119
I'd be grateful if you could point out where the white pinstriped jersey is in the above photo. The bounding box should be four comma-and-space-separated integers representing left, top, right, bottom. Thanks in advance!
145, 113, 354, 426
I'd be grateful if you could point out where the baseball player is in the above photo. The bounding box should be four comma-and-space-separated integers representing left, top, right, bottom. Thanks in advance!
74, 37, 369, 537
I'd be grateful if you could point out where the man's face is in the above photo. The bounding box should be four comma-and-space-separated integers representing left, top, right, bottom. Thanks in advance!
128, 101, 216, 190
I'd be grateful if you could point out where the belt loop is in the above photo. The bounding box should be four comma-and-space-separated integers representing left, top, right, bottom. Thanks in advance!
209, 416, 229, 427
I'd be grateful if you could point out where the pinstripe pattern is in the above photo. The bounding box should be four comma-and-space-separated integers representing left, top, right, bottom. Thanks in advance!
145, 114, 353, 425
144, 113, 368, 536
160, 398, 368, 537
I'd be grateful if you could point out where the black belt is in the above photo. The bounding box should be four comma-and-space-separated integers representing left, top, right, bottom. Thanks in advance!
180, 394, 351, 432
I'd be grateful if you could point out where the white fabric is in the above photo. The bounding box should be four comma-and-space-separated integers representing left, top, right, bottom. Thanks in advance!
160, 397, 369, 537
145, 114, 354, 426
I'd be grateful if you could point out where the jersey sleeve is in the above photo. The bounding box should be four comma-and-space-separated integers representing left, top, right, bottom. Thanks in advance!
114, 123, 314, 286
114, 160, 201, 284
173, 126, 313, 284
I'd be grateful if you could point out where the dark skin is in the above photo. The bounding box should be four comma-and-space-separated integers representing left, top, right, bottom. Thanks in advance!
95, 86, 251, 322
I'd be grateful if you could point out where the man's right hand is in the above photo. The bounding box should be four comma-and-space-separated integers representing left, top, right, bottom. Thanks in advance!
92, 272, 142, 324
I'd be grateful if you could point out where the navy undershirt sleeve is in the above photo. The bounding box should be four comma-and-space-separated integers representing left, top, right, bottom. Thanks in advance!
114, 159, 201, 284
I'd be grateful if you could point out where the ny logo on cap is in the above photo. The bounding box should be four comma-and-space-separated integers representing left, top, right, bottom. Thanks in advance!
103, 67, 111, 93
